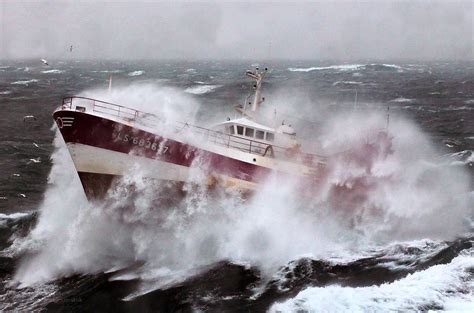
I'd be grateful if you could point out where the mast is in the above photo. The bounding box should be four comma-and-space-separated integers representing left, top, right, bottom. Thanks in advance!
246, 66, 267, 112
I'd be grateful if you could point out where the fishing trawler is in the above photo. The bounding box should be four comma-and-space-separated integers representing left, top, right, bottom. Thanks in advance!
53, 67, 392, 201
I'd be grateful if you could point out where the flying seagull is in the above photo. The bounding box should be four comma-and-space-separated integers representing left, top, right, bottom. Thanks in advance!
27, 157, 41, 164
41, 59, 49, 66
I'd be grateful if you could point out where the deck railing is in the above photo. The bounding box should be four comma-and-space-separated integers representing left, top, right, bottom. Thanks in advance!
62, 96, 140, 120
61, 96, 326, 166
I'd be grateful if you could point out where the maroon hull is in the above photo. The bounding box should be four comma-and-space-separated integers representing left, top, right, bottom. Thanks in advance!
54, 110, 276, 184
54, 110, 326, 200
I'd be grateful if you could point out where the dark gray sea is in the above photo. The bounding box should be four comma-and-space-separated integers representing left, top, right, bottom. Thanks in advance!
0, 60, 473, 312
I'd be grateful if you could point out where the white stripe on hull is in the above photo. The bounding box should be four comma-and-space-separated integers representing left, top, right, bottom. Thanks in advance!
66, 143, 257, 190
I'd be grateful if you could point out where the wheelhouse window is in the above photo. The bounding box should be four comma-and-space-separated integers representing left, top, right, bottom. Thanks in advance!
256, 130, 264, 140
229, 125, 235, 135
237, 125, 244, 135
266, 132, 274, 142
245, 128, 255, 138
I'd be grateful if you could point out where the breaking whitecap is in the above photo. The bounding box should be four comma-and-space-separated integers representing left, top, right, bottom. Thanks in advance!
390, 97, 414, 103
11, 79, 39, 85
184, 84, 221, 95
288, 64, 364, 72
128, 70, 145, 76
41, 69, 64, 74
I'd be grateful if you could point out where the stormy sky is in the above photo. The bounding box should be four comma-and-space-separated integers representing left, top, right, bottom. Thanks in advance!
0, 0, 472, 61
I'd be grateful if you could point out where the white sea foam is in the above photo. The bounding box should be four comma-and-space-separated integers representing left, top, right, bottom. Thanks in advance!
128, 70, 145, 76
41, 69, 64, 74
270, 248, 474, 312
0, 90, 12, 95
11, 79, 39, 85
184, 84, 221, 95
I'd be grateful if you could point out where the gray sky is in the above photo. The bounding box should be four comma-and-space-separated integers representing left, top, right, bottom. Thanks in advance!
0, 0, 472, 60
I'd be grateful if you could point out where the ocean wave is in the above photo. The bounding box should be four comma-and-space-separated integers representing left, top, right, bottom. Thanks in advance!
128, 70, 145, 76
445, 150, 474, 165
0, 90, 12, 95
184, 84, 221, 95
381, 64, 404, 71
41, 69, 64, 74
11, 79, 39, 85
465, 99, 474, 104
270, 248, 474, 312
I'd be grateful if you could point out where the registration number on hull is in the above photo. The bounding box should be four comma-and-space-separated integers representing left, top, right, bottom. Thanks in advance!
116, 132, 169, 153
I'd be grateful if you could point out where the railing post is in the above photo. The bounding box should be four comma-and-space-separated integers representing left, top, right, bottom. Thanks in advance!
249, 141, 252, 153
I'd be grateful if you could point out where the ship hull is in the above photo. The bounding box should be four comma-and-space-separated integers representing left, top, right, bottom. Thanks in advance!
53, 110, 318, 200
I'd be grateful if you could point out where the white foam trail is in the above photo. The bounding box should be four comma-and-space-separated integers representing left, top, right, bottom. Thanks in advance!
270, 248, 474, 312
